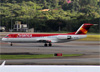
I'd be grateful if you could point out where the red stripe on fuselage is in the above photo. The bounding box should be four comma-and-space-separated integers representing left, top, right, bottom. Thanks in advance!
5, 33, 85, 38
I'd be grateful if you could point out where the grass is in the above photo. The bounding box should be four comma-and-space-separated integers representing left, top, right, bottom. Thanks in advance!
78, 35, 100, 41
0, 54, 83, 60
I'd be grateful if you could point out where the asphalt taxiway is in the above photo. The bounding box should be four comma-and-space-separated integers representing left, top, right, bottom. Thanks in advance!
0, 39, 100, 65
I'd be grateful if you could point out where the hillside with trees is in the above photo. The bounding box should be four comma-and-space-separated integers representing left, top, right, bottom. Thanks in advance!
0, 0, 100, 32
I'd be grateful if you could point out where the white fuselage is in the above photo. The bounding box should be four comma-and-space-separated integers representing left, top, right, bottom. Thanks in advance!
2, 35, 87, 43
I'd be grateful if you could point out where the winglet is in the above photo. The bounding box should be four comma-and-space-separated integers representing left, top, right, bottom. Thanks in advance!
1, 61, 6, 66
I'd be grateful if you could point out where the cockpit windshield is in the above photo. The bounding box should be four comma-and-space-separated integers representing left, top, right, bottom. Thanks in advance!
5, 35, 9, 37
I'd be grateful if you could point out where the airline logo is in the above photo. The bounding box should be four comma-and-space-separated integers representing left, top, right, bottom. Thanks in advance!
76, 23, 93, 34
80, 28, 87, 34
18, 34, 32, 38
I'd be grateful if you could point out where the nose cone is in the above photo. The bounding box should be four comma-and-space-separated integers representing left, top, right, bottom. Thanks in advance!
2, 38, 7, 42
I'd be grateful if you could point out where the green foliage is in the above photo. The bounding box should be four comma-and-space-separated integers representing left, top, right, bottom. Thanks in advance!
0, 0, 99, 32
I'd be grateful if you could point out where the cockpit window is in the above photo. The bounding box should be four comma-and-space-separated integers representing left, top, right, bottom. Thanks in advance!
5, 35, 9, 37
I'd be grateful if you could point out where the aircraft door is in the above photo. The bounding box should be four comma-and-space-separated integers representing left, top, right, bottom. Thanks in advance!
67, 36, 71, 39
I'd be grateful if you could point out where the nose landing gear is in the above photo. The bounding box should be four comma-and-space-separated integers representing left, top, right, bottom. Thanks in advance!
10, 42, 13, 46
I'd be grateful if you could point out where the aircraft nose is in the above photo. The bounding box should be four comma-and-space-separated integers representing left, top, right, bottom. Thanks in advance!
2, 38, 7, 42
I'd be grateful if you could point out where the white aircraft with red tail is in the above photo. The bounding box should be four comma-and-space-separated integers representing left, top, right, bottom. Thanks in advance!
2, 23, 96, 46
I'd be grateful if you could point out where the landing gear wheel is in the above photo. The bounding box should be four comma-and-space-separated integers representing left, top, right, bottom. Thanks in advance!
49, 43, 52, 46
44, 43, 47, 47
10, 43, 12, 46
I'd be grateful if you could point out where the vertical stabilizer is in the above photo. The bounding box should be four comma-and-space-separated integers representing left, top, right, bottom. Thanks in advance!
75, 23, 94, 34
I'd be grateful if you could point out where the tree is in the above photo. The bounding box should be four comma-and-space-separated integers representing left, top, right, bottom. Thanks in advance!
79, 0, 97, 7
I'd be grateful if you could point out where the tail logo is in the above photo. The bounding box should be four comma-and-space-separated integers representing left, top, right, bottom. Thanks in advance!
80, 28, 88, 34
75, 23, 94, 34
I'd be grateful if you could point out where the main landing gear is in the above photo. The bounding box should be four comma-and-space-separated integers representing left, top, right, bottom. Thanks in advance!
10, 42, 13, 46
44, 43, 52, 47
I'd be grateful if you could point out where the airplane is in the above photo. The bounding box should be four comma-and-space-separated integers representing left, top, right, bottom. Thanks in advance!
0, 61, 99, 72
2, 23, 96, 47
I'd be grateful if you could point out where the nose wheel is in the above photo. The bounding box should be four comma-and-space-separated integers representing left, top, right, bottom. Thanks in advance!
10, 43, 13, 46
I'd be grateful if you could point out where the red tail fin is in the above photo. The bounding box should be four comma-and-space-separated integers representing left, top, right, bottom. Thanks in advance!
75, 23, 94, 34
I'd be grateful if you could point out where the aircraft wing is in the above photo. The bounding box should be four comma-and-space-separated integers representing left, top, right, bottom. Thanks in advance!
37, 39, 51, 43
37, 40, 51, 43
